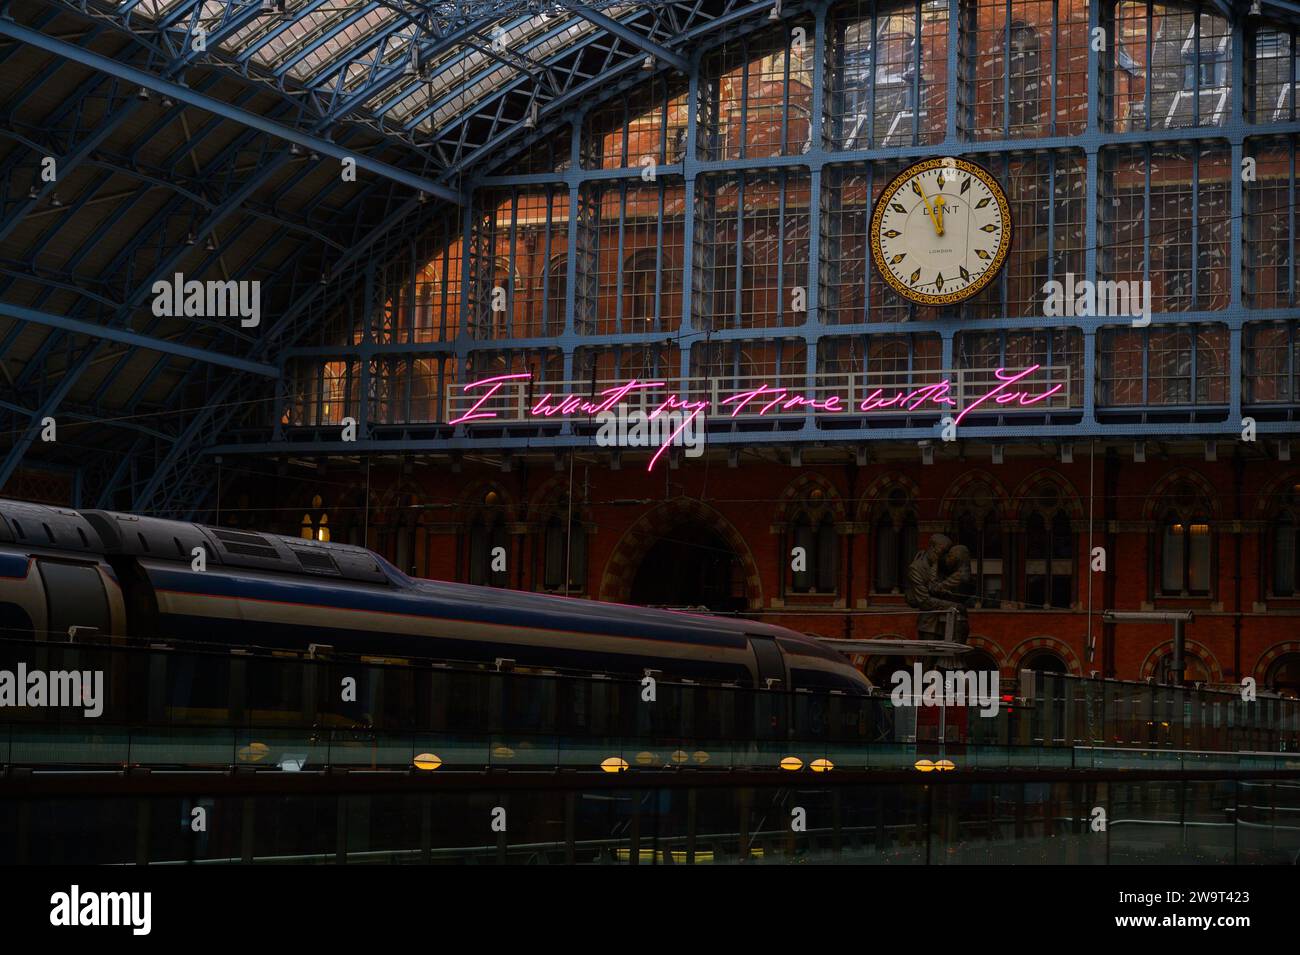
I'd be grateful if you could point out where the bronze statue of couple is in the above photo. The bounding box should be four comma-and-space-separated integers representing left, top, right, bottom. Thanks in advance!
904, 533, 973, 643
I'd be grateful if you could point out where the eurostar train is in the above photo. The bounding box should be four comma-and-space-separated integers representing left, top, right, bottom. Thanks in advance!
0, 498, 870, 694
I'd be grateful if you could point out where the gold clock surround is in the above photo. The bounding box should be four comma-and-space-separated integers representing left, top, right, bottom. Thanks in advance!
869, 157, 1014, 308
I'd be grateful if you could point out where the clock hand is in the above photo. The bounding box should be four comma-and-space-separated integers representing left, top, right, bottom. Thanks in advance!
933, 195, 946, 235
911, 179, 943, 236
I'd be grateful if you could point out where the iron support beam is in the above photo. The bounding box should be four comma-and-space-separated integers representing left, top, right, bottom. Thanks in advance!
0, 303, 279, 377
557, 2, 689, 72
0, 18, 464, 205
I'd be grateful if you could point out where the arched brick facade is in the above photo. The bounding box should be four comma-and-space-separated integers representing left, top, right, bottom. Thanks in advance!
1010, 469, 1084, 519
966, 634, 1008, 670
1006, 635, 1084, 676
599, 497, 764, 609
856, 472, 922, 522
772, 472, 847, 527
938, 470, 1013, 522
1254, 641, 1300, 683
1141, 468, 1219, 521
1138, 640, 1224, 683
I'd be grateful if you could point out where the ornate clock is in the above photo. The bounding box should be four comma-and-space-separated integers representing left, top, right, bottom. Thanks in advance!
869, 157, 1013, 307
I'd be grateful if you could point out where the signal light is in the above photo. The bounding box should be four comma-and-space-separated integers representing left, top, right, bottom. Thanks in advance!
1001, 693, 1015, 716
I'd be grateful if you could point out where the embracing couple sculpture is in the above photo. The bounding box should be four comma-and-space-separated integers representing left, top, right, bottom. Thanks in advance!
904, 533, 974, 644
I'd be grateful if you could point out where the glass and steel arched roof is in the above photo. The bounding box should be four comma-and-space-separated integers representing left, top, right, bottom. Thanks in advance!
5, 0, 1300, 518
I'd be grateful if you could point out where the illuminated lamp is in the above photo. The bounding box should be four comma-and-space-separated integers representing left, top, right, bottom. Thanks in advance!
635, 751, 656, 766
914, 759, 935, 772
810, 758, 834, 772
238, 742, 269, 763
491, 744, 515, 759
692, 750, 710, 765
484, 490, 500, 506
670, 749, 690, 764
413, 753, 442, 771
601, 756, 629, 773
935, 759, 956, 772
779, 756, 803, 771
810, 488, 824, 501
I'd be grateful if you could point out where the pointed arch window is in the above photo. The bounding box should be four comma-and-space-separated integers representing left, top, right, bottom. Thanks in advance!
954, 486, 1003, 606
1157, 483, 1213, 596
1023, 484, 1074, 609
543, 513, 587, 593
789, 510, 838, 594
468, 510, 508, 588
301, 495, 330, 542
873, 488, 918, 593
1274, 499, 1299, 597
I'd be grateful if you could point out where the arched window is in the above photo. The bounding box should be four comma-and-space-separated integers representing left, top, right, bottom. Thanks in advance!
301, 495, 330, 541
789, 511, 838, 594
1155, 651, 1210, 685
954, 485, 1003, 607
964, 648, 1001, 675
1023, 484, 1074, 609
1021, 649, 1068, 674
542, 514, 587, 593
1265, 653, 1300, 696
1271, 486, 1299, 597
1157, 483, 1213, 596
873, 488, 918, 593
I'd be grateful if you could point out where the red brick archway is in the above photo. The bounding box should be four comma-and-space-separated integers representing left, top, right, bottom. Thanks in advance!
599, 498, 763, 609
1007, 635, 1084, 676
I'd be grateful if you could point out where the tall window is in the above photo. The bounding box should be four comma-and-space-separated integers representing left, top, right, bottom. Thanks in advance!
790, 511, 838, 594
873, 488, 918, 593
1157, 484, 1212, 596
954, 485, 1003, 606
1023, 484, 1074, 609
543, 514, 587, 593
1272, 486, 1300, 597
544, 254, 567, 337
468, 512, 508, 587
1008, 22, 1043, 130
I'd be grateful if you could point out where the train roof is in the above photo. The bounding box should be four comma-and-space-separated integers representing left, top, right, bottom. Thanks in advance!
0, 498, 841, 661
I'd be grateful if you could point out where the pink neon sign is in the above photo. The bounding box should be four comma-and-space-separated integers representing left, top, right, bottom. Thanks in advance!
449, 366, 1066, 468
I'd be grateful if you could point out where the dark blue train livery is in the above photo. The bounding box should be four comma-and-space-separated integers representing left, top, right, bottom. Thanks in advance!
0, 498, 870, 694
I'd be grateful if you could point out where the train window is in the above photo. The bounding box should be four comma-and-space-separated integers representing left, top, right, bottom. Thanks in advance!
36, 561, 110, 640
749, 635, 786, 689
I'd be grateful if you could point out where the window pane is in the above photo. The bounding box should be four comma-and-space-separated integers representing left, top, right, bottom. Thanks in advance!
1162, 521, 1185, 592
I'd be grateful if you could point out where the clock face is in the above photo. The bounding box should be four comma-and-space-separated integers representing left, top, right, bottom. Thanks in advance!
869, 158, 1013, 307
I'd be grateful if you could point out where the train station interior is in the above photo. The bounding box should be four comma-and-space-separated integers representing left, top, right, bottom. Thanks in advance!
1, 0, 1298, 888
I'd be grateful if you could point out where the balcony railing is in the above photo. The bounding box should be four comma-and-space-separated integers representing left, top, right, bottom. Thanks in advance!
444, 366, 1073, 427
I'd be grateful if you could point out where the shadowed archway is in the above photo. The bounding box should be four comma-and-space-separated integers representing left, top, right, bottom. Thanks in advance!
628, 521, 747, 612
600, 498, 762, 611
